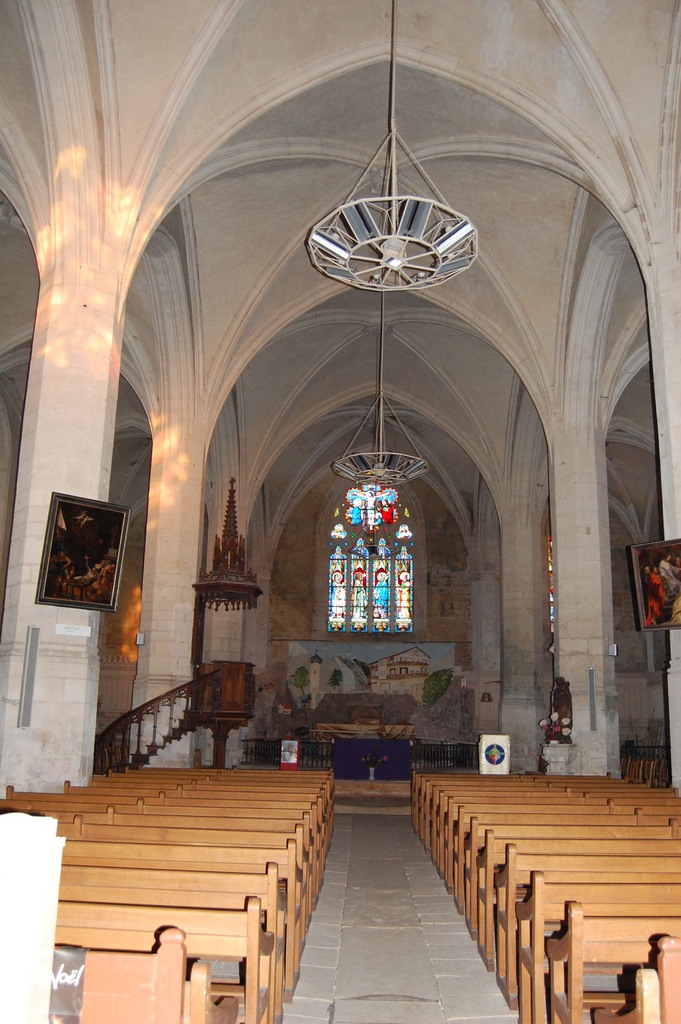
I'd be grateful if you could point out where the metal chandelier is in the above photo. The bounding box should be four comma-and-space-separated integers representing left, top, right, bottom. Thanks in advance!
307, 0, 477, 292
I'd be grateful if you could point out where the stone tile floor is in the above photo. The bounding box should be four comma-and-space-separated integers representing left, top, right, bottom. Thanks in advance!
283, 812, 518, 1024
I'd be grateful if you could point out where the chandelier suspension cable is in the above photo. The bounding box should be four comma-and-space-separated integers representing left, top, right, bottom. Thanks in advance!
375, 292, 386, 456
388, 0, 398, 206
306, 0, 478, 292
330, 294, 429, 485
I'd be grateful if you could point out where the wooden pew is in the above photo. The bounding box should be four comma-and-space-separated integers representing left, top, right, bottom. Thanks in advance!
597, 968, 661, 1024
495, 845, 681, 1013
57, 815, 314, 925
56, 897, 273, 1024
447, 804, 676, 905
88, 769, 333, 807
411, 772, 679, 851
412, 772, 618, 848
60, 836, 304, 1000
70, 925, 238, 1024
471, 827, 679, 970
469, 823, 681, 950
412, 774, 544, 848
515, 872, 681, 1024
593, 935, 681, 1024
63, 806, 322, 910
431, 781, 680, 874
3, 786, 330, 907
80, 771, 333, 824
432, 785, 612, 866
57, 778, 333, 869
26, 782, 332, 859
59, 861, 285, 1024
546, 903, 681, 1024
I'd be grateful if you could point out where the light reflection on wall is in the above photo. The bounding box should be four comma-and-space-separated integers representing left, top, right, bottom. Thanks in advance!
119, 584, 143, 659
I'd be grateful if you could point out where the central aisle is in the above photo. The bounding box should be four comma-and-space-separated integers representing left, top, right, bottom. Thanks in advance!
283, 811, 517, 1024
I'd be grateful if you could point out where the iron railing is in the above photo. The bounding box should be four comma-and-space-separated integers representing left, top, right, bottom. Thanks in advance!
620, 744, 671, 788
94, 665, 222, 775
411, 741, 478, 772
241, 738, 478, 772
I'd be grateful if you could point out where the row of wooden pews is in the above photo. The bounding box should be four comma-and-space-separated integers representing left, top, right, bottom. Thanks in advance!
3, 766, 334, 1024
411, 771, 681, 1024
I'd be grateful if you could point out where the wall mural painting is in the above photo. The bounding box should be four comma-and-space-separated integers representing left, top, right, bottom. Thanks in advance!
291, 641, 456, 701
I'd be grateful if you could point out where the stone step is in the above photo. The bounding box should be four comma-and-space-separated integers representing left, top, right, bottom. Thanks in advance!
334, 779, 411, 813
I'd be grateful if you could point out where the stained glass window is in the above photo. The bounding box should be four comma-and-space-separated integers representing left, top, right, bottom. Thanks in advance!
350, 539, 369, 632
395, 545, 413, 632
547, 534, 554, 633
327, 489, 415, 633
328, 546, 347, 631
372, 537, 391, 632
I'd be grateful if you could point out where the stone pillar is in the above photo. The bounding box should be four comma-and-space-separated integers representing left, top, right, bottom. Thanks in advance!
0, 261, 123, 790
469, 483, 500, 681
132, 426, 206, 706
244, 569, 270, 672
498, 501, 547, 773
645, 253, 681, 789
550, 421, 618, 775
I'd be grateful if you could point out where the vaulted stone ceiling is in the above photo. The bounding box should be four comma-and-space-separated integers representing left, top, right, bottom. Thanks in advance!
0, 0, 663, 568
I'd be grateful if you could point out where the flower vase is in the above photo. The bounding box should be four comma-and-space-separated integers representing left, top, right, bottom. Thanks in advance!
368, 766, 375, 782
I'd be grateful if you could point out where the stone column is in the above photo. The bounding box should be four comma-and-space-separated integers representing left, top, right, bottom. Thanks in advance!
469, 484, 501, 681
498, 501, 547, 773
132, 425, 206, 706
0, 261, 123, 790
645, 252, 681, 789
129, 234, 205, 707
550, 420, 618, 775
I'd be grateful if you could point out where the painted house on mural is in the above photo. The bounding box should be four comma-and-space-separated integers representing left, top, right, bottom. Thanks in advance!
370, 647, 430, 700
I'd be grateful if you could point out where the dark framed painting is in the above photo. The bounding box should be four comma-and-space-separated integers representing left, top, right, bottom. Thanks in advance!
630, 538, 681, 630
36, 493, 130, 612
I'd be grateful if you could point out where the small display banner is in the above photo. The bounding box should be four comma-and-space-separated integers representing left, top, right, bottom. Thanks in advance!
50, 946, 86, 1022
280, 739, 300, 771
478, 733, 511, 775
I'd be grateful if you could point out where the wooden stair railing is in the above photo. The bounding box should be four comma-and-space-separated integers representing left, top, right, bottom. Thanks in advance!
94, 661, 255, 774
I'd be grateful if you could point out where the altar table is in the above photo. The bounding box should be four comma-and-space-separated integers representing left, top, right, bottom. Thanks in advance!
332, 738, 411, 780
313, 722, 414, 741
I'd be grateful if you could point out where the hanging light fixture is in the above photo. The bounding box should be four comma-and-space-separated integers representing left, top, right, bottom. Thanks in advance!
331, 293, 428, 485
307, 0, 477, 292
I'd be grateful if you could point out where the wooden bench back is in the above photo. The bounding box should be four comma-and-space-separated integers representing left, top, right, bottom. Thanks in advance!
511, 875, 681, 1023
547, 902, 681, 1024
78, 926, 185, 1024
56, 897, 273, 1024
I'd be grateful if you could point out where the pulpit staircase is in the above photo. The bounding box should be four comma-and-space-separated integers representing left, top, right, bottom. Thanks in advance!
94, 661, 255, 775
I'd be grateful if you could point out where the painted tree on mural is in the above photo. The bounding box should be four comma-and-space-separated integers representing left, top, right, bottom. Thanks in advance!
422, 668, 454, 705
328, 667, 343, 689
291, 665, 310, 698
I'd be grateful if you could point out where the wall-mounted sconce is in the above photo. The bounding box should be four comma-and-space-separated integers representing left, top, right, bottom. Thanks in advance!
480, 691, 493, 703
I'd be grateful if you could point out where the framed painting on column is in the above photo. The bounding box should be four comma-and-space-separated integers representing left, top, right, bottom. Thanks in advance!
630, 538, 681, 630
36, 493, 130, 612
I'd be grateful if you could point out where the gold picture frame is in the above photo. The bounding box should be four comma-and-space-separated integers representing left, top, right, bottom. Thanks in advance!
36, 493, 130, 612
630, 538, 681, 630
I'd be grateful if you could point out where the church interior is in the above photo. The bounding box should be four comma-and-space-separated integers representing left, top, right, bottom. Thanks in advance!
7, 6, 681, 1023
1, 0, 681, 792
